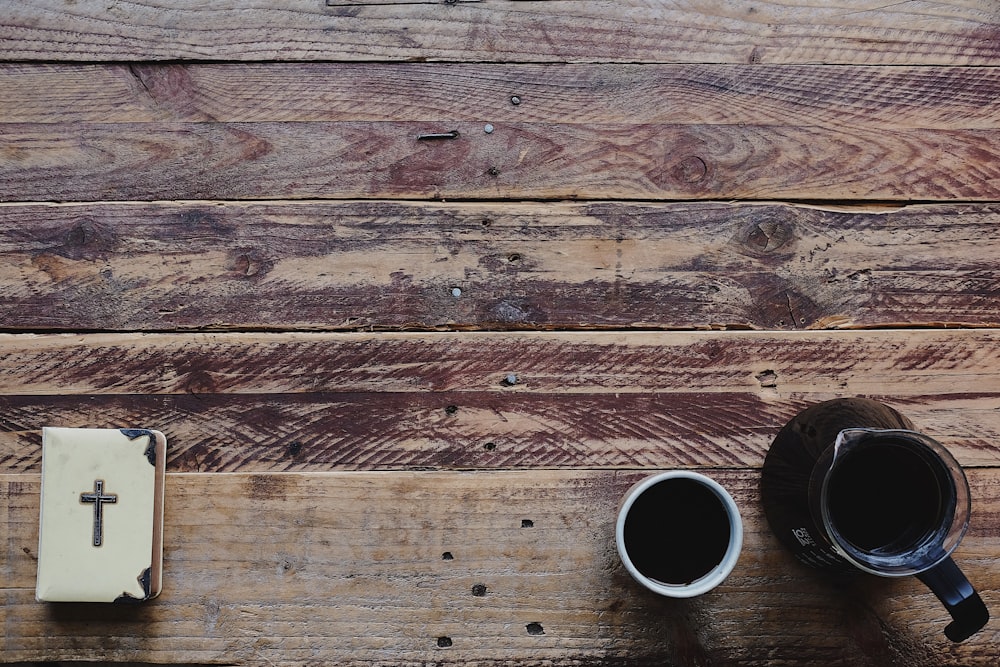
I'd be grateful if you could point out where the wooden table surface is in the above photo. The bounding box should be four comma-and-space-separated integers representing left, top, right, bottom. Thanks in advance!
2, 2, 999, 665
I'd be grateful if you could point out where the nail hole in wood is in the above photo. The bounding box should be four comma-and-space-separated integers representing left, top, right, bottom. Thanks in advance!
442, 552, 454, 560
437, 636, 453, 647
526, 622, 545, 635
445, 405, 459, 415
472, 583, 487, 597
755, 370, 778, 389
521, 519, 534, 528
484, 442, 497, 451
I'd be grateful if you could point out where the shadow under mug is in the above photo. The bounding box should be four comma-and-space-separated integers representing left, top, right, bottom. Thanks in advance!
616, 471, 743, 598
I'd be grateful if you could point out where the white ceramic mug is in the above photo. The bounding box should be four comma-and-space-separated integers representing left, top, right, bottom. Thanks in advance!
616, 471, 743, 598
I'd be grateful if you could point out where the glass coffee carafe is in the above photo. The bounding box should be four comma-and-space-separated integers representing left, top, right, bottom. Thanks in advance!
760, 397, 989, 642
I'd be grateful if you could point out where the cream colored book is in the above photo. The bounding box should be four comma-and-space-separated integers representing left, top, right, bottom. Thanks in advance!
36, 427, 166, 603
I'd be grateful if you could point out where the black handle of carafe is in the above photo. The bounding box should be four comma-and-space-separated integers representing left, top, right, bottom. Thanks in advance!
916, 556, 989, 642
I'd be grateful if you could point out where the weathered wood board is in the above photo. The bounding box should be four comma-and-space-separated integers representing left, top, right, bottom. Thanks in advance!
2, 64, 999, 202
1, 331, 999, 473
2, 1, 999, 64
2, 201, 999, 332
3, 330, 1000, 396
3, 470, 999, 666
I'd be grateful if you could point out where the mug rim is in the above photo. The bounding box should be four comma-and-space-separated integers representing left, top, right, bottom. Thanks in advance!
615, 470, 743, 598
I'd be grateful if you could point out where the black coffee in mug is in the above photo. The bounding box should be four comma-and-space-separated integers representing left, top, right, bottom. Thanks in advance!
616, 471, 742, 598
623, 478, 731, 585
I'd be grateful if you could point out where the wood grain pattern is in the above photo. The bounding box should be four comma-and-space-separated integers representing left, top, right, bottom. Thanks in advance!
3, 201, 1000, 332
3, 0, 1000, 662
2, 121, 998, 202
3, 63, 999, 129
2, 391, 1000, 474
3, 330, 1000, 396
3, 470, 999, 665
2, 330, 1000, 472
4, 63, 998, 202
2, 1, 999, 64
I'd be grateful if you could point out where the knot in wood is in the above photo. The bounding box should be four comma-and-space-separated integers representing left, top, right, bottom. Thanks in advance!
58, 218, 119, 259
737, 217, 796, 258
673, 155, 708, 184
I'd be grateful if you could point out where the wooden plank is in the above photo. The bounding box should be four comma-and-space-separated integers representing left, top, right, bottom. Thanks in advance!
3, 470, 999, 665
3, 63, 998, 130
2, 1, 999, 64
3, 201, 1000, 332
2, 330, 1000, 471
2, 391, 1000, 473
2, 120, 998, 202
3, 330, 1000, 396
3, 63, 998, 202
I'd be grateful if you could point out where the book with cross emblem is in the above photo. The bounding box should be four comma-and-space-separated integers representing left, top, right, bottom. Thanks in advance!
35, 427, 166, 602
